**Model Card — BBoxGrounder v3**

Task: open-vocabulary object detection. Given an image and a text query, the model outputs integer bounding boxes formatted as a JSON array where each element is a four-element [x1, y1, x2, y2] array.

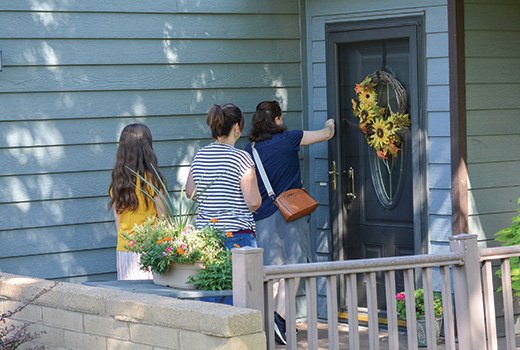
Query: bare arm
[[185, 169, 196, 200], [240, 167, 262, 212], [300, 118, 335, 146], [113, 207, 120, 232]]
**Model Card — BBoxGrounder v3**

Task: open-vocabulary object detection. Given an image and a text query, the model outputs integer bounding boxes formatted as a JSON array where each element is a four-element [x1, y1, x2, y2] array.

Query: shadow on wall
[[1, 1, 293, 281]]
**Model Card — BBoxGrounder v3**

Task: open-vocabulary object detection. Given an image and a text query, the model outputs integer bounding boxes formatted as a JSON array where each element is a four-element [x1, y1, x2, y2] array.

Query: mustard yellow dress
[[112, 177, 157, 280]]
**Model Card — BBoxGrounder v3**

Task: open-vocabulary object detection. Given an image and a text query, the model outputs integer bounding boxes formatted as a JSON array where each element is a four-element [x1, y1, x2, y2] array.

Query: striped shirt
[[190, 142, 255, 232]]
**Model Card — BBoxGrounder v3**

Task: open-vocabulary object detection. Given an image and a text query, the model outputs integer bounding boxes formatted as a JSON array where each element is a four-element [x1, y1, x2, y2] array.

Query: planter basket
[[152, 262, 204, 290], [416, 317, 442, 347]]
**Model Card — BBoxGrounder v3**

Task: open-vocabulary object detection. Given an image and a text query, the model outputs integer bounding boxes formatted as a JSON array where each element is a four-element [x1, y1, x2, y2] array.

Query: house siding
[[465, 0, 520, 243], [0, 0, 303, 282], [305, 0, 450, 263]]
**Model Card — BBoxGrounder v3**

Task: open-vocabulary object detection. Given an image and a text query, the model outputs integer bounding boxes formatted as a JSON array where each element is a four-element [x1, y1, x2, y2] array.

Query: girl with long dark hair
[[108, 123, 165, 280]]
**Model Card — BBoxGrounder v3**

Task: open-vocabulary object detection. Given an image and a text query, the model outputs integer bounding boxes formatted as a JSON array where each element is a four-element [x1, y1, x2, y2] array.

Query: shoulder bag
[[251, 143, 318, 222]]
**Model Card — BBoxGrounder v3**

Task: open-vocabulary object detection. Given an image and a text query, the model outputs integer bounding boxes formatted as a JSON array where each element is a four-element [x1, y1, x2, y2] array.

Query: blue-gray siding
[[465, 0, 520, 242], [0, 0, 303, 282]]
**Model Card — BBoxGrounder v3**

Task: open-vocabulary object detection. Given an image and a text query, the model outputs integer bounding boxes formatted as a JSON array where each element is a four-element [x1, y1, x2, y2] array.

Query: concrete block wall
[[0, 273, 266, 350]]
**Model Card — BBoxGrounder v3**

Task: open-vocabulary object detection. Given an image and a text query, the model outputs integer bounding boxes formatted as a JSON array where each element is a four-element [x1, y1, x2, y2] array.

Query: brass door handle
[[346, 167, 356, 200], [329, 161, 339, 191]]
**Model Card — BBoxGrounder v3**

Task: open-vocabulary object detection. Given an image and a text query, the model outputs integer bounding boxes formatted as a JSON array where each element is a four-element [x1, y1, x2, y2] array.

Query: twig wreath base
[[351, 70, 410, 160]]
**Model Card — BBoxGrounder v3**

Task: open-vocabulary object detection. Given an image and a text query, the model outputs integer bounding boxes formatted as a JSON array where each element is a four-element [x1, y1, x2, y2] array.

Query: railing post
[[232, 247, 265, 324], [449, 233, 486, 349]]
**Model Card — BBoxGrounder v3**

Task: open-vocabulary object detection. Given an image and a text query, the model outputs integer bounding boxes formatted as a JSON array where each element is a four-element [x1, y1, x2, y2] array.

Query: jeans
[[224, 232, 257, 250]]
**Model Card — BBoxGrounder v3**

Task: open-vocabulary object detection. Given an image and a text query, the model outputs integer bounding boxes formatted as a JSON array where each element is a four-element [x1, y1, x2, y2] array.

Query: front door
[[326, 17, 425, 310]]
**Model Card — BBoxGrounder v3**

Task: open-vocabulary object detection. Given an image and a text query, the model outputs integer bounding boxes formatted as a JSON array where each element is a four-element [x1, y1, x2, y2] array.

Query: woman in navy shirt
[[245, 100, 334, 344]]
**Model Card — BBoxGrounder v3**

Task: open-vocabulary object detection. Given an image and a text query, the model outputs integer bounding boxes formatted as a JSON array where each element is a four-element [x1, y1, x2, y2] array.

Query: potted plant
[[396, 288, 443, 347], [124, 167, 232, 291], [126, 217, 231, 290]]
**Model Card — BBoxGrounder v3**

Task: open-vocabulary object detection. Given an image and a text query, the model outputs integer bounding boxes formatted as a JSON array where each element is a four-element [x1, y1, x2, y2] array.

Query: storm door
[[326, 17, 425, 311]]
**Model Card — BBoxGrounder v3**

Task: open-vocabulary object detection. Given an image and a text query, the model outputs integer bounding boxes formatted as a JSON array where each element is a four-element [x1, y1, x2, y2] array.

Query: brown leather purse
[[251, 143, 318, 222], [274, 188, 318, 222]]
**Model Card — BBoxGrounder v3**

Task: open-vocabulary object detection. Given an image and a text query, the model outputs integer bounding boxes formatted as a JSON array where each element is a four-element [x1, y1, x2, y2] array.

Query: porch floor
[[275, 321, 520, 349]]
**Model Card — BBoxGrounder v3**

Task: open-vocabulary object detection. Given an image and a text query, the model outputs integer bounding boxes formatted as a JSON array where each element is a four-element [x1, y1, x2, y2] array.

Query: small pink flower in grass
[[129, 241, 135, 247], [165, 246, 172, 254], [396, 292, 405, 301]]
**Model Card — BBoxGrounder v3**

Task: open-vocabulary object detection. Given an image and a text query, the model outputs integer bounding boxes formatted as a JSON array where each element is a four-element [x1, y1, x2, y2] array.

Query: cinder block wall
[[0, 273, 266, 350]]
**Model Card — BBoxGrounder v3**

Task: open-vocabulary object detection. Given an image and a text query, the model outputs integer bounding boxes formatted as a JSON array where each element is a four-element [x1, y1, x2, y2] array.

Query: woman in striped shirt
[[185, 103, 262, 249]]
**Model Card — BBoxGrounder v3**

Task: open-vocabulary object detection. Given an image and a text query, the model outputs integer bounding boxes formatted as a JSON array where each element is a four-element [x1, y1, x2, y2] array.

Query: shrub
[[495, 196, 520, 297], [0, 282, 57, 349]]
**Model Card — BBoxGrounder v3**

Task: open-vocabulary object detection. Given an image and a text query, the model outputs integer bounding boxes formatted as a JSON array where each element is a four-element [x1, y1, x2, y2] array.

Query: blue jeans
[[224, 232, 257, 250]]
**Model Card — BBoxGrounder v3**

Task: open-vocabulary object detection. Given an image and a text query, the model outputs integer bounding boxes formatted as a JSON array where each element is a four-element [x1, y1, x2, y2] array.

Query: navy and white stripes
[[191, 142, 255, 232]]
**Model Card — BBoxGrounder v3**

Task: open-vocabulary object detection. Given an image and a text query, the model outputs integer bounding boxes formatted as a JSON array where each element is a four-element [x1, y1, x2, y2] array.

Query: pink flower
[[396, 292, 405, 301], [165, 246, 172, 254]]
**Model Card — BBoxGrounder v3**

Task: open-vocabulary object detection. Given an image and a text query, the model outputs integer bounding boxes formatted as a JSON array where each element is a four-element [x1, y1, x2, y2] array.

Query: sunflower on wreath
[[351, 71, 411, 160]]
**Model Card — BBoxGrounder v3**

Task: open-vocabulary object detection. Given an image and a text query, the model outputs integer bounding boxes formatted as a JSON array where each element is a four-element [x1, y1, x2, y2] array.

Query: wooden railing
[[232, 234, 520, 350], [480, 245, 520, 350]]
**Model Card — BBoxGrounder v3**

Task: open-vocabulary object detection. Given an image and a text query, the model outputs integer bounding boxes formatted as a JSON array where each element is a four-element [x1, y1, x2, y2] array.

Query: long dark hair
[[248, 100, 286, 142], [108, 123, 165, 213], [207, 103, 244, 139]]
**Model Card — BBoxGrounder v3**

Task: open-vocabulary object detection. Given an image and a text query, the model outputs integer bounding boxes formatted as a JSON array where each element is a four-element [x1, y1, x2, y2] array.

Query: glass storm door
[[326, 18, 423, 310]]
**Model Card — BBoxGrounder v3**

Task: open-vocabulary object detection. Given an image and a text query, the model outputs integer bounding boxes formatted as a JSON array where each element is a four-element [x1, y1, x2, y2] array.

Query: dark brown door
[[326, 18, 424, 310]]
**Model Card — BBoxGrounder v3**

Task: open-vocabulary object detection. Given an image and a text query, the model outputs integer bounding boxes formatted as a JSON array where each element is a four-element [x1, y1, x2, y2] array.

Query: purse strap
[[251, 143, 276, 200]]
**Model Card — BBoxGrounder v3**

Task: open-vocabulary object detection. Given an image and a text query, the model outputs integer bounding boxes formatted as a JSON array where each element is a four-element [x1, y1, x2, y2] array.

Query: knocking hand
[[325, 119, 335, 139]]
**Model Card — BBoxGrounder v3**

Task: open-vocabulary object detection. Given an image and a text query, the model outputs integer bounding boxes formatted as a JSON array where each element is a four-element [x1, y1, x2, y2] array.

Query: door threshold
[[338, 310, 406, 328]]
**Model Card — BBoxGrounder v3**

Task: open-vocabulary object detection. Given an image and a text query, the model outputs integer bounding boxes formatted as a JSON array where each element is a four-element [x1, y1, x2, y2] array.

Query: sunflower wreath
[[351, 71, 410, 160]]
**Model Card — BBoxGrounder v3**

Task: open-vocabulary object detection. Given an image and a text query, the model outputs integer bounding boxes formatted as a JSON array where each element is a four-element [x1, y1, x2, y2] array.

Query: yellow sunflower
[[385, 113, 399, 133], [358, 104, 379, 124], [358, 88, 378, 107], [368, 118, 391, 149]]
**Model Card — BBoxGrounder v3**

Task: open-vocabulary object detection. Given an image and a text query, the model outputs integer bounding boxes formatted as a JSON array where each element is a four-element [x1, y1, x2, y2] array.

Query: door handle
[[346, 167, 356, 200], [328, 161, 339, 191]]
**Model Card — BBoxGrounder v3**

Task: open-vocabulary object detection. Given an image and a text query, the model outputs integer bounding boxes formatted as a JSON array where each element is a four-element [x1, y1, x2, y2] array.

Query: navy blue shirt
[[245, 130, 304, 221]]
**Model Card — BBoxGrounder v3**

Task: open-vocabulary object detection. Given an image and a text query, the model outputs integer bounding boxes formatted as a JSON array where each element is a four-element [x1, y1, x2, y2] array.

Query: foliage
[[125, 218, 229, 275], [124, 166, 232, 290], [351, 72, 410, 160], [188, 250, 233, 291], [495, 196, 520, 297], [395, 288, 443, 321], [127, 165, 200, 229], [0, 282, 57, 350]]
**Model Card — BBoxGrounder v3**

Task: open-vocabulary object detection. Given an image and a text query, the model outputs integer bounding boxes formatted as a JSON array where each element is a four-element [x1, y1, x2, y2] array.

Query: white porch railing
[[232, 234, 520, 350]]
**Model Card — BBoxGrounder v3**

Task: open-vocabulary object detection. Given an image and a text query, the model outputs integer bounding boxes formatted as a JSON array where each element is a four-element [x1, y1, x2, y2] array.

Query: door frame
[[325, 16, 428, 263]]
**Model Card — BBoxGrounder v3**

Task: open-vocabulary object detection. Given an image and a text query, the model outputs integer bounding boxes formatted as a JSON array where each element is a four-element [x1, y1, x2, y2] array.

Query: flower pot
[[416, 317, 442, 347], [152, 262, 204, 290]]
